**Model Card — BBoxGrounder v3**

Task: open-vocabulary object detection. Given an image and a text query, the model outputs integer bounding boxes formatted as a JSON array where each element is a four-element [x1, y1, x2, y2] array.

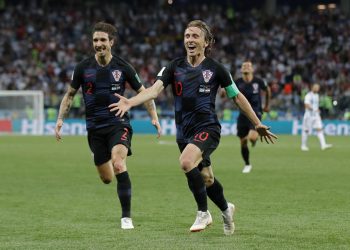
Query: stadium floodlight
[[0, 90, 44, 135]]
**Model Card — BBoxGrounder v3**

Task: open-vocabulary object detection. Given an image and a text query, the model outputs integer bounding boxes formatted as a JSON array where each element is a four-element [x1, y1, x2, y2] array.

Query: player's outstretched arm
[[109, 80, 164, 117], [55, 86, 78, 141], [233, 93, 277, 144], [136, 85, 161, 138]]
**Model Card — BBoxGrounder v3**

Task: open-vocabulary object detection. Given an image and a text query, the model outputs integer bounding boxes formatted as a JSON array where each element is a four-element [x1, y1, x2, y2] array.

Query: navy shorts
[[177, 126, 220, 170], [87, 125, 133, 166], [237, 113, 261, 139]]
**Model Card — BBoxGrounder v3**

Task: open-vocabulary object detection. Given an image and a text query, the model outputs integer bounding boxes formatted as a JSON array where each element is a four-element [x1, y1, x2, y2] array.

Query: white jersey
[[303, 91, 322, 130], [304, 91, 319, 117]]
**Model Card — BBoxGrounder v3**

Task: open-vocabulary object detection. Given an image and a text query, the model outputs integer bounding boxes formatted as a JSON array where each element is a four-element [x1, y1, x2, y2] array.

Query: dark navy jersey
[[71, 55, 142, 131], [235, 76, 267, 116], [157, 57, 234, 142]]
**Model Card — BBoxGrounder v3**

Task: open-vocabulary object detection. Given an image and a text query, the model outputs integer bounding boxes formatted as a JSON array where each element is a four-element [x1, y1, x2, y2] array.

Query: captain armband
[[224, 83, 240, 98]]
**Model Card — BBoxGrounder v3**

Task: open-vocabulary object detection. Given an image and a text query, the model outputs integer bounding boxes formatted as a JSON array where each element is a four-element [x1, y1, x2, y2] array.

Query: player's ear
[[110, 38, 114, 47]]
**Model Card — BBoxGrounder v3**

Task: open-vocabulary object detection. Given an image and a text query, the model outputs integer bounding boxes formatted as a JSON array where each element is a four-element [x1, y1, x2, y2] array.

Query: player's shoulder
[[111, 55, 133, 68], [73, 56, 95, 73], [204, 57, 226, 68], [169, 57, 186, 66], [76, 56, 95, 67], [235, 77, 244, 83]]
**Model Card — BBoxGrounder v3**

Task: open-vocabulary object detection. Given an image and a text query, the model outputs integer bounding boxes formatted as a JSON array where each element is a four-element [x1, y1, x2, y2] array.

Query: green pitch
[[0, 135, 349, 249]]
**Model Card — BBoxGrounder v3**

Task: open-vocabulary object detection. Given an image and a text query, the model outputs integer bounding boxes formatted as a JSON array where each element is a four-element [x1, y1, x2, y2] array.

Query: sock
[[186, 168, 207, 212], [206, 178, 228, 211], [301, 130, 308, 147], [116, 171, 131, 218], [241, 146, 250, 165], [317, 131, 326, 147]]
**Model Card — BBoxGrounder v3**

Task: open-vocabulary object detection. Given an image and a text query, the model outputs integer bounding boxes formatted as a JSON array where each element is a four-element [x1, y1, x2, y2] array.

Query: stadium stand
[[0, 0, 349, 120]]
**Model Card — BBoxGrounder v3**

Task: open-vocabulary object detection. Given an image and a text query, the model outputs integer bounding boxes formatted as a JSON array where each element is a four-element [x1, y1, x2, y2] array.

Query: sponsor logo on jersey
[[112, 70, 122, 81], [202, 70, 213, 83]]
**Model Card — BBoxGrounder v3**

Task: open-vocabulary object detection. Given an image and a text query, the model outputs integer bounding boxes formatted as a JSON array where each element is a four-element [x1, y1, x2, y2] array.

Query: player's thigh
[[237, 118, 250, 143], [248, 129, 259, 141], [313, 115, 323, 130], [96, 160, 114, 184], [107, 125, 133, 157], [88, 128, 112, 167], [180, 144, 203, 171], [188, 127, 220, 169], [302, 115, 312, 132]]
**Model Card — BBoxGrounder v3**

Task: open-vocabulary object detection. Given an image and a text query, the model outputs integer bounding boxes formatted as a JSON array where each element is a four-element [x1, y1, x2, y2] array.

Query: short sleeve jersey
[[71, 55, 142, 131], [235, 76, 267, 115], [156, 57, 238, 142], [304, 91, 319, 116]]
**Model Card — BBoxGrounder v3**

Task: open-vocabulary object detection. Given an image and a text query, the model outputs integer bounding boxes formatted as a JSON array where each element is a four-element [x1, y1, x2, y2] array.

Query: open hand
[[55, 119, 63, 141], [255, 124, 277, 144], [108, 93, 131, 117], [152, 119, 162, 138]]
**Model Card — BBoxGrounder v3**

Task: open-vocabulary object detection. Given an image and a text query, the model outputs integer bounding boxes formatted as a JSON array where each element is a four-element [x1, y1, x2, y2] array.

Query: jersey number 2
[[175, 81, 183, 96]]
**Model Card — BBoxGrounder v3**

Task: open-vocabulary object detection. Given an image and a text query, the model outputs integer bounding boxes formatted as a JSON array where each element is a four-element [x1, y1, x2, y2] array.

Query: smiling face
[[184, 26, 208, 58], [93, 31, 113, 59]]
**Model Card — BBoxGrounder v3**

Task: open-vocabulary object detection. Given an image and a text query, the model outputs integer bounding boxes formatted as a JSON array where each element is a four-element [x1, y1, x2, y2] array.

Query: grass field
[[0, 135, 349, 249]]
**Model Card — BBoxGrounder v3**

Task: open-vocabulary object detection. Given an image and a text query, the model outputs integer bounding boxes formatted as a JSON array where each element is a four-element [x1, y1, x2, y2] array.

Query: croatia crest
[[202, 70, 213, 83], [112, 70, 122, 82]]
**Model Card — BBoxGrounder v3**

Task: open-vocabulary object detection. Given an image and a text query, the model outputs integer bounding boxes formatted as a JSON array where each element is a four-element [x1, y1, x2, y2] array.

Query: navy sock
[[241, 146, 250, 165], [206, 178, 228, 211], [186, 168, 207, 212], [116, 171, 131, 218]]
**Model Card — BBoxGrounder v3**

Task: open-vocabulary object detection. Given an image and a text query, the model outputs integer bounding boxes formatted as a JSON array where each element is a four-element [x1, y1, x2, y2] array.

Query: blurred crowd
[[0, 0, 349, 120]]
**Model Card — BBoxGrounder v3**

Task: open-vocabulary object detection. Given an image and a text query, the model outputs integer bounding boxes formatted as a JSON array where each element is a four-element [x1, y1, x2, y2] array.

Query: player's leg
[[240, 136, 252, 173], [314, 115, 332, 150], [301, 115, 310, 151], [109, 126, 134, 229], [180, 144, 208, 207], [248, 129, 259, 147], [87, 128, 114, 184], [237, 119, 252, 173], [200, 162, 235, 234], [180, 143, 212, 232], [111, 144, 133, 228], [96, 161, 114, 184]]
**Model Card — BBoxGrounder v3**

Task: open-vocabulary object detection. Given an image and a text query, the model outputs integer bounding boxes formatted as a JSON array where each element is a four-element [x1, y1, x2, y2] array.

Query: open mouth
[[187, 45, 196, 52], [95, 47, 106, 53]]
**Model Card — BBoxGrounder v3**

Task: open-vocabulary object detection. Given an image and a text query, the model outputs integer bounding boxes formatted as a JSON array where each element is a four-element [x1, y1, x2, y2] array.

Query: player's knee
[[100, 176, 113, 184], [179, 157, 195, 172], [112, 161, 126, 174], [249, 138, 257, 144], [202, 173, 214, 186], [240, 139, 248, 146]]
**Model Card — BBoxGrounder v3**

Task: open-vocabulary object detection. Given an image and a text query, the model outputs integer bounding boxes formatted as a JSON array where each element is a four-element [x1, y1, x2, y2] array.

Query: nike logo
[[84, 74, 94, 78], [174, 72, 182, 75]]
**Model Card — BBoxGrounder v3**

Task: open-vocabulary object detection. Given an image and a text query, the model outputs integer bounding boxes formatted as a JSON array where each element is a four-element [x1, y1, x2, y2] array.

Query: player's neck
[[243, 75, 253, 82], [187, 54, 205, 67], [95, 53, 113, 67]]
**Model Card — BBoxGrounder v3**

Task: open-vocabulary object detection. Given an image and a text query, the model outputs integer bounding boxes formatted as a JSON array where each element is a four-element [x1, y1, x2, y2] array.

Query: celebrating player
[[109, 20, 277, 234], [55, 22, 161, 230], [235, 61, 271, 173]]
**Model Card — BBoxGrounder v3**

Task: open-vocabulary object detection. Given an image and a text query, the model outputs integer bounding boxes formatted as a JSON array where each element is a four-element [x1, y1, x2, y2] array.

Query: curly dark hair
[[93, 22, 117, 42]]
